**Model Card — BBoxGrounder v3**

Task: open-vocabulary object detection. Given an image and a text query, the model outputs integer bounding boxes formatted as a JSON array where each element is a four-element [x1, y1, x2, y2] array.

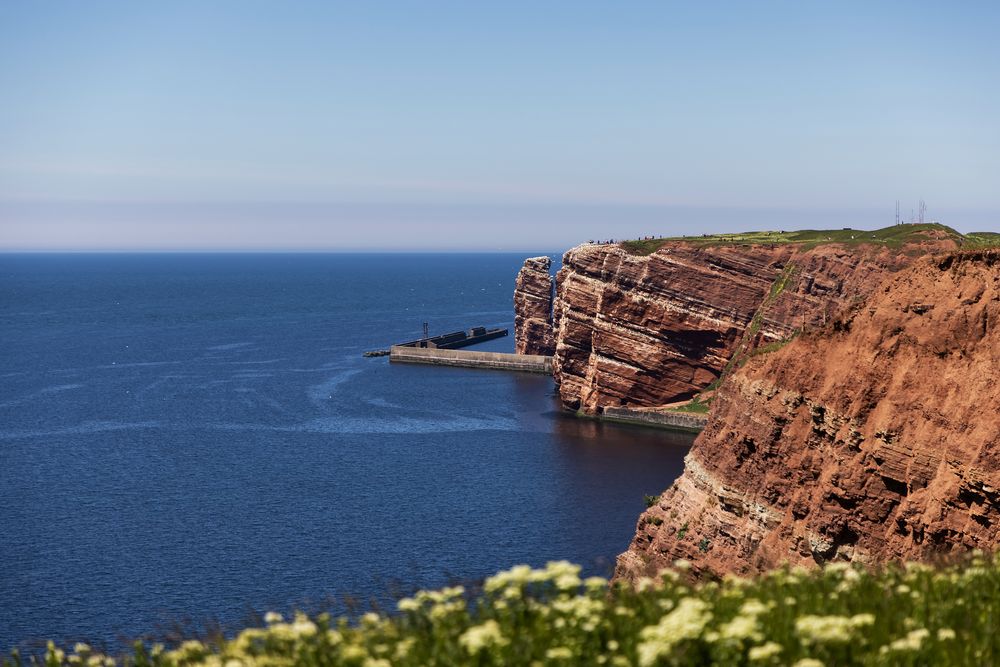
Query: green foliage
[[962, 232, 1000, 248], [747, 338, 795, 359], [17, 555, 1000, 666], [677, 522, 689, 540], [619, 222, 966, 255], [767, 263, 797, 300], [644, 494, 661, 508], [670, 397, 712, 415]]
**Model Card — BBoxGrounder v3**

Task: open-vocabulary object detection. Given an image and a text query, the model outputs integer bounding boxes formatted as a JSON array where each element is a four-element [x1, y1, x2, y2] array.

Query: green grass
[[963, 232, 1000, 248], [619, 223, 968, 256], [746, 337, 796, 360], [13, 554, 1000, 665], [767, 263, 797, 300], [669, 396, 712, 414]]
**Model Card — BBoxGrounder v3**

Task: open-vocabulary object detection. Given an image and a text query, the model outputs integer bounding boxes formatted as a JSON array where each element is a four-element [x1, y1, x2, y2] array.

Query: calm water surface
[[0, 253, 693, 650]]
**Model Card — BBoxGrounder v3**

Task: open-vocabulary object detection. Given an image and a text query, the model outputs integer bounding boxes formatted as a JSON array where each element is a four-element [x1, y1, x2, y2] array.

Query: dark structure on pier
[[396, 326, 508, 350]]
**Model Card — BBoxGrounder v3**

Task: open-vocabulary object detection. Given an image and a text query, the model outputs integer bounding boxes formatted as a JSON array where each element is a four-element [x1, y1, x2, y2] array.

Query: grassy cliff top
[[620, 222, 995, 256]]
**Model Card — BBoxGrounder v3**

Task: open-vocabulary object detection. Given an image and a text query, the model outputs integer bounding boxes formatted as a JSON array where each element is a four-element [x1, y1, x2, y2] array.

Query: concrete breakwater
[[389, 346, 553, 374], [601, 406, 708, 432]]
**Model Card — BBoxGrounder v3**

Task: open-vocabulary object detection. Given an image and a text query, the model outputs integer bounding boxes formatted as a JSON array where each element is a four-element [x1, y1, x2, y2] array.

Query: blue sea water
[[0, 253, 693, 651]]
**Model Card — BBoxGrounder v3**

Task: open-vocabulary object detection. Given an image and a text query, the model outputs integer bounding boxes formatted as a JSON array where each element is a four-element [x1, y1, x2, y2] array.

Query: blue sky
[[1, 1, 997, 250]]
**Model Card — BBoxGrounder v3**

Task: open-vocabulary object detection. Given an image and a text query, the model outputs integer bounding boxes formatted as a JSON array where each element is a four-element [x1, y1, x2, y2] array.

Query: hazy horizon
[[2, 201, 998, 253], [2, 2, 998, 251]]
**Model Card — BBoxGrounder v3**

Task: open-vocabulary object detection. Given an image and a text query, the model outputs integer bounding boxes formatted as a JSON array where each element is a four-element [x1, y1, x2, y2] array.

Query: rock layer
[[551, 232, 958, 414], [616, 251, 1000, 580], [514, 256, 555, 356]]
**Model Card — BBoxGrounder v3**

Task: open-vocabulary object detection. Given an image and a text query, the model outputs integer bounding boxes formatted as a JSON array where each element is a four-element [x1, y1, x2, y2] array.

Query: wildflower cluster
[[8, 553, 1000, 665]]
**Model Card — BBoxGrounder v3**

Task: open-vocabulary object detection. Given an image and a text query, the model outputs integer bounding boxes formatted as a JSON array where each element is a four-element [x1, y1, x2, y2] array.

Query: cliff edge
[[616, 250, 1000, 580], [547, 226, 959, 414]]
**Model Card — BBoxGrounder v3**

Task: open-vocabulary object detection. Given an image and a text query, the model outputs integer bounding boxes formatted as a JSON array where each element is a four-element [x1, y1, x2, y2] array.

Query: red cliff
[[514, 256, 555, 356], [616, 250, 1000, 580], [551, 230, 958, 414]]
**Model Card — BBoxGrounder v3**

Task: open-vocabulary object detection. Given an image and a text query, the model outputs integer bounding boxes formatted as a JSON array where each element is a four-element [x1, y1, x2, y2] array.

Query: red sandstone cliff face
[[551, 234, 958, 414], [514, 256, 555, 356], [616, 251, 1000, 580]]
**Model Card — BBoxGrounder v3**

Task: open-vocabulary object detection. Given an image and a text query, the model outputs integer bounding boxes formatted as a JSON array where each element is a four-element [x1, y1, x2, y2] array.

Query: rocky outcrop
[[514, 256, 555, 356], [551, 232, 959, 414], [616, 251, 1000, 580]]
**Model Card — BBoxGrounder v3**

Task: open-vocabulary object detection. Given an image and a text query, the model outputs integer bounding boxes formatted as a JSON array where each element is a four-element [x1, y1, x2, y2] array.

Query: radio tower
[[895, 200, 900, 225], [918, 200, 927, 224]]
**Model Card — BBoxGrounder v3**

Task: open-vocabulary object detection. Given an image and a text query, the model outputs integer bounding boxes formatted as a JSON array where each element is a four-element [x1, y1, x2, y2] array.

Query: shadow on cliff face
[[549, 411, 698, 449], [668, 328, 725, 360]]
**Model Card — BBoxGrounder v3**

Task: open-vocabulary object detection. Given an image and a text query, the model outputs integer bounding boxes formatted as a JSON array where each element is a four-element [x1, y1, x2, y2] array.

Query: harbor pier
[[389, 346, 553, 374]]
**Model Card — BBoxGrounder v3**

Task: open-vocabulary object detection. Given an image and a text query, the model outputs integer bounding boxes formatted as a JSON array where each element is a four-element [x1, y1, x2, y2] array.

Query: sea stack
[[615, 250, 1000, 580], [514, 256, 555, 356]]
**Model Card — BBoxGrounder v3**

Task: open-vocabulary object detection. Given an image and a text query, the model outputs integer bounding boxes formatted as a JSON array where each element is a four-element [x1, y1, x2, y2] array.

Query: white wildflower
[[459, 620, 508, 654], [340, 645, 368, 661], [849, 613, 875, 630], [46, 642, 65, 665], [484, 564, 535, 593], [748, 642, 783, 662], [739, 599, 771, 617], [394, 638, 416, 660], [502, 585, 522, 600], [880, 628, 930, 654], [397, 597, 420, 612], [290, 612, 317, 636], [555, 573, 582, 590], [637, 598, 712, 667], [442, 585, 465, 599], [546, 647, 574, 660], [795, 615, 856, 644], [718, 614, 762, 642], [636, 576, 656, 592], [429, 600, 465, 619]]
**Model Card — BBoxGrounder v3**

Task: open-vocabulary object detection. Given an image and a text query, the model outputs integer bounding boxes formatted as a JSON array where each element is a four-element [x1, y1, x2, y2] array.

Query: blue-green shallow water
[[0, 253, 693, 651]]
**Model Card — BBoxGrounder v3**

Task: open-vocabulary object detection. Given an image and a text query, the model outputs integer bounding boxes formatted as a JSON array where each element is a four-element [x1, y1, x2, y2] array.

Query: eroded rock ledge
[[616, 251, 1000, 580]]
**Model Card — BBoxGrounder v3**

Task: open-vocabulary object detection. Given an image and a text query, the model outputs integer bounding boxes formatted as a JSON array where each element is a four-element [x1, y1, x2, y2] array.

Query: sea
[[0, 253, 693, 651]]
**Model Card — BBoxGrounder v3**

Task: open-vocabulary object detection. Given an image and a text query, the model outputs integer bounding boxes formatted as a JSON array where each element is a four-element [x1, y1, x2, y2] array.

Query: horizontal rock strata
[[514, 256, 555, 356], [616, 251, 1000, 580], [551, 232, 958, 414]]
